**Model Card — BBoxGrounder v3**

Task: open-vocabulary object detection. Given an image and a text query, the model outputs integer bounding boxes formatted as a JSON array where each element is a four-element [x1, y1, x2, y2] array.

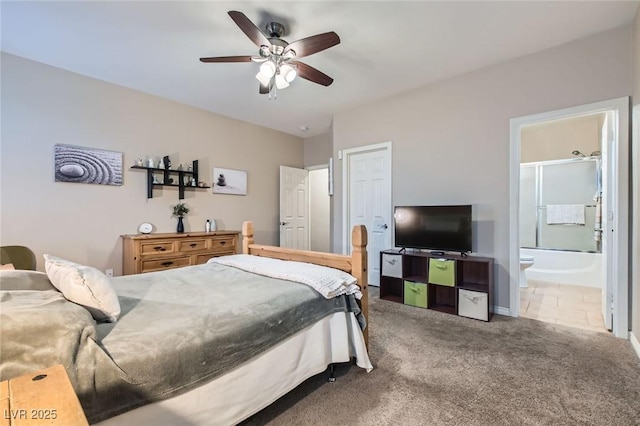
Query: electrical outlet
[[105, 268, 114, 277]]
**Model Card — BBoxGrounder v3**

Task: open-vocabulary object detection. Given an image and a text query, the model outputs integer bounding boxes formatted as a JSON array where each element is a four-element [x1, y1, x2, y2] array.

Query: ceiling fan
[[200, 11, 340, 95]]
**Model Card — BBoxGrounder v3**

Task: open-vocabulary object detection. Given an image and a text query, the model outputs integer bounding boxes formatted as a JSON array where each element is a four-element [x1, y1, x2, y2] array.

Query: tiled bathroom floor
[[519, 280, 608, 333]]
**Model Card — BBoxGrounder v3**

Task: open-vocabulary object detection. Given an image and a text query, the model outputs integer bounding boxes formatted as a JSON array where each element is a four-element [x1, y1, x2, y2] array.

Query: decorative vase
[[177, 216, 184, 233]]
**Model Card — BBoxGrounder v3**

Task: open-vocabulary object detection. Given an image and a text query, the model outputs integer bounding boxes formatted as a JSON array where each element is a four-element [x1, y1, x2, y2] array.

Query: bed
[[0, 221, 371, 425]]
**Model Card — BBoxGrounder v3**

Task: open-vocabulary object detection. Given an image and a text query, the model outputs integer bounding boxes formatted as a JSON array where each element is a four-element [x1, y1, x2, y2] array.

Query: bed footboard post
[[242, 221, 254, 254], [351, 225, 368, 348]]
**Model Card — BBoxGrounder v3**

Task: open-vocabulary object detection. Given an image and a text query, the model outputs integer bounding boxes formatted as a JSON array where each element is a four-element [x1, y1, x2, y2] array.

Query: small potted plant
[[172, 203, 190, 233]]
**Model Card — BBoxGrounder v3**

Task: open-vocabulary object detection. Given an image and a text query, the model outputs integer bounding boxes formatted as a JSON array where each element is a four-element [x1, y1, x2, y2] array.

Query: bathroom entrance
[[509, 97, 630, 338]]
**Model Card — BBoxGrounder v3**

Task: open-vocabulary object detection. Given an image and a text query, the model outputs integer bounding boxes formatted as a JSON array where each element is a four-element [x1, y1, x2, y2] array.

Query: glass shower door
[[538, 160, 598, 252]]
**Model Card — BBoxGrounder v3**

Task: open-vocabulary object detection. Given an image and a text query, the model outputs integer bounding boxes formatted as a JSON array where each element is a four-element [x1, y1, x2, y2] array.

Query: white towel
[[546, 204, 585, 225]]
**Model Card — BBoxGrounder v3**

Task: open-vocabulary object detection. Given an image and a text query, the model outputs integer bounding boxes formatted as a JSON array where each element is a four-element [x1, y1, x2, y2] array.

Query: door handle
[[379, 224, 388, 229], [280, 221, 290, 226]]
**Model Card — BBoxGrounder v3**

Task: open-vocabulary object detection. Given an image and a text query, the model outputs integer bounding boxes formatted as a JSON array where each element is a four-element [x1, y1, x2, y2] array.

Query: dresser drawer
[[122, 230, 239, 275], [140, 241, 175, 256], [178, 238, 208, 252], [210, 237, 235, 251], [141, 256, 191, 272]]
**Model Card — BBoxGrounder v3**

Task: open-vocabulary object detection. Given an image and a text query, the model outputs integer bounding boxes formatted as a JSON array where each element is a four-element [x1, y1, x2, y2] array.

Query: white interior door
[[279, 166, 309, 249], [343, 143, 392, 286], [601, 112, 614, 330]]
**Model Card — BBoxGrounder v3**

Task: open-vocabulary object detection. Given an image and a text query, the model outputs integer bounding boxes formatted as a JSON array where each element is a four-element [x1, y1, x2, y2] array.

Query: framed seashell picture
[[54, 144, 123, 186]]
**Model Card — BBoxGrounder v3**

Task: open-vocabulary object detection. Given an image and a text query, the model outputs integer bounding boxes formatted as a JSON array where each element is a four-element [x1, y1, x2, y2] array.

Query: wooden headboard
[[241, 221, 369, 346]]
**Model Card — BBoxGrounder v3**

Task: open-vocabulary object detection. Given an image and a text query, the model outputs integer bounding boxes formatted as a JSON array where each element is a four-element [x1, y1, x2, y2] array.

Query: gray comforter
[[0, 262, 359, 423]]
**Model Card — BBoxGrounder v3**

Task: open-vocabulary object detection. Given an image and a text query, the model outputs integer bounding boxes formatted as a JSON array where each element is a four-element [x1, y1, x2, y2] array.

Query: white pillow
[[43, 254, 120, 322]]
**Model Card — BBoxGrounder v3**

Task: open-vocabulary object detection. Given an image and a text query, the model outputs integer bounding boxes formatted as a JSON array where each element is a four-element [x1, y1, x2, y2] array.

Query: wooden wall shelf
[[130, 160, 210, 200]]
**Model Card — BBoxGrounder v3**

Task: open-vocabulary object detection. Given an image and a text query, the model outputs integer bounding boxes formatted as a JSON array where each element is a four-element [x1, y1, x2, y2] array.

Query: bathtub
[[520, 248, 604, 288]]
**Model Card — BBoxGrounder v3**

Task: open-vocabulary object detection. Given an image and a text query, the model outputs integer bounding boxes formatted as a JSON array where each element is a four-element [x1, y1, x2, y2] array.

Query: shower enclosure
[[520, 157, 603, 287]]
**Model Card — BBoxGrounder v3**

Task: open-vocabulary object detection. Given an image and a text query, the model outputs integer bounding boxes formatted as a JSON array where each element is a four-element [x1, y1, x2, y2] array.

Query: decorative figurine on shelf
[[217, 174, 226, 187], [136, 158, 144, 167], [172, 203, 190, 233], [158, 158, 165, 169], [163, 156, 171, 170], [178, 164, 183, 171], [191, 177, 197, 187], [152, 174, 160, 184], [187, 164, 193, 172], [147, 158, 154, 168]]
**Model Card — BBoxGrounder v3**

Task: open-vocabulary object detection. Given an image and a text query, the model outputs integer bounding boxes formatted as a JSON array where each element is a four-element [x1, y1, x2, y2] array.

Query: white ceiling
[[2, 1, 638, 138]]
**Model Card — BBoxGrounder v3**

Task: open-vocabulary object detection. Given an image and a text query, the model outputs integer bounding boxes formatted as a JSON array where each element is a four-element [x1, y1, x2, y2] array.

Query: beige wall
[[303, 132, 332, 167], [632, 9, 640, 340], [0, 53, 303, 274], [521, 114, 604, 163], [332, 26, 632, 310]]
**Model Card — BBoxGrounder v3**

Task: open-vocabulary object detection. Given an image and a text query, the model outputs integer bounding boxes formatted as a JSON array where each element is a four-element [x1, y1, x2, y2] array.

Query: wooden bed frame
[[241, 221, 369, 346]]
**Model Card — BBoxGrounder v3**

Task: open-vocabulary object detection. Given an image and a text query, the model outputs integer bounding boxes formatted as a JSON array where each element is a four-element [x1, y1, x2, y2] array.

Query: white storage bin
[[381, 254, 403, 278], [458, 289, 488, 321]]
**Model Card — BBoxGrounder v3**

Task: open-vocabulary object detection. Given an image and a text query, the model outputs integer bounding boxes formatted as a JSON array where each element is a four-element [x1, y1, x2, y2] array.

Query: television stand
[[379, 249, 494, 321]]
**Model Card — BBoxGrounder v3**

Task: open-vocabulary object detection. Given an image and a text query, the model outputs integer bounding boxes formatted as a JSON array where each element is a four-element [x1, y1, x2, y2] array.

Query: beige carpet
[[243, 287, 640, 425]]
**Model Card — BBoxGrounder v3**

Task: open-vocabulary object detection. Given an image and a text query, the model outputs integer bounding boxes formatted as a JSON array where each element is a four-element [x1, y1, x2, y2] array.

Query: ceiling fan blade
[[200, 56, 253, 63], [284, 32, 340, 58], [291, 61, 334, 86], [259, 76, 275, 94], [228, 10, 271, 48]]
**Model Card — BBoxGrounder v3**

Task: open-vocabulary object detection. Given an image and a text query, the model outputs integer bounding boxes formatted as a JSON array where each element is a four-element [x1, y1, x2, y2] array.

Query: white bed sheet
[[95, 312, 372, 426]]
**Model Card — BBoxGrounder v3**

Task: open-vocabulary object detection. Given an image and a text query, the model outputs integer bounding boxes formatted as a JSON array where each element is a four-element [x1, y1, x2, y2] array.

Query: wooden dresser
[[122, 231, 239, 275]]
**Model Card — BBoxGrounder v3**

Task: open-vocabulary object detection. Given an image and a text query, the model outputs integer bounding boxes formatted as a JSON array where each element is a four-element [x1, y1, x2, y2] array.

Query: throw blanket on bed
[[0, 262, 360, 424], [209, 254, 362, 299]]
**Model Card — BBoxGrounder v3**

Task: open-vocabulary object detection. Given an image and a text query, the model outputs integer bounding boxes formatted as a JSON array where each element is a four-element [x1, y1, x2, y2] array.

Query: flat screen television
[[394, 205, 472, 253]]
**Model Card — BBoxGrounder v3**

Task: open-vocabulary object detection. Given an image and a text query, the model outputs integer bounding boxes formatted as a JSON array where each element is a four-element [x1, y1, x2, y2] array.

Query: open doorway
[[509, 97, 629, 338], [279, 165, 330, 251], [518, 113, 607, 332], [308, 166, 330, 252]]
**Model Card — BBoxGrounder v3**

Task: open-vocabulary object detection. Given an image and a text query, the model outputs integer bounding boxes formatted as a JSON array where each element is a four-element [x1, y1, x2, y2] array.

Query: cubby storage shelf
[[380, 249, 494, 321], [131, 160, 210, 200]]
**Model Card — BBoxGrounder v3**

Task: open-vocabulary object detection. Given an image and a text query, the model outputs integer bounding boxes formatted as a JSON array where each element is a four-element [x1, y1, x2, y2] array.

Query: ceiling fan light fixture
[[275, 74, 289, 90], [255, 71, 272, 86], [280, 64, 297, 82], [259, 60, 276, 78]]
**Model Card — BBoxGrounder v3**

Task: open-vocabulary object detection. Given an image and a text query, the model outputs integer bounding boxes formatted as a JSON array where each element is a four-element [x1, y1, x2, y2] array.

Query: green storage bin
[[404, 281, 427, 308], [428, 258, 456, 286]]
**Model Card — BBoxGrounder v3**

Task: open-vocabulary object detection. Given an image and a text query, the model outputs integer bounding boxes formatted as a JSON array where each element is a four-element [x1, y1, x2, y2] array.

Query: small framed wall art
[[212, 167, 247, 195], [54, 144, 123, 186]]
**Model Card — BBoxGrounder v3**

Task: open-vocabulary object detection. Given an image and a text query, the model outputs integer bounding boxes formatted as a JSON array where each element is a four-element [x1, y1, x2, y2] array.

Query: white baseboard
[[493, 306, 511, 316], [630, 332, 640, 361]]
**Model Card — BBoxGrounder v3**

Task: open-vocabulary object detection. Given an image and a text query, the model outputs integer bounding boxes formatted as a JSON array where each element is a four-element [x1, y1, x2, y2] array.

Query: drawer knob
[[161, 261, 174, 267], [154, 246, 166, 251], [219, 241, 226, 245], [190, 243, 197, 248]]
